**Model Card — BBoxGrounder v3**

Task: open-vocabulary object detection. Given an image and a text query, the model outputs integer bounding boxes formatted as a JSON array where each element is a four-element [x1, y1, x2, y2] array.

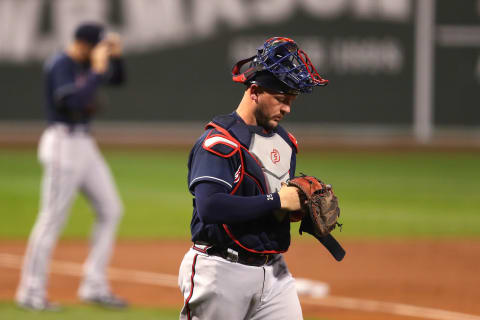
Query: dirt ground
[[1, 239, 479, 320]]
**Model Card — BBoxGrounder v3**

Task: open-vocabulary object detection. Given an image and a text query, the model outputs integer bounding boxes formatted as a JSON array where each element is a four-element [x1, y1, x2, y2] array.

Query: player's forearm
[[194, 182, 281, 224]]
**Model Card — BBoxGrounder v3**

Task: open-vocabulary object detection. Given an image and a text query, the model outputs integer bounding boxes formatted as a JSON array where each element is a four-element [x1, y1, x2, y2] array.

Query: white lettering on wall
[[122, 0, 189, 50], [300, 0, 348, 19], [0, 0, 43, 61], [251, 0, 295, 24], [301, 0, 410, 21], [53, 0, 108, 46], [379, 0, 411, 21], [352, 0, 410, 21], [0, 0, 411, 63], [330, 38, 403, 74], [191, 0, 248, 38]]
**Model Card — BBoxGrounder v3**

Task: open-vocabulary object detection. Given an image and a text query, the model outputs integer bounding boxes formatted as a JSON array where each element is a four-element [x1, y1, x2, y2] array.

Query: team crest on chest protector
[[249, 133, 292, 193]]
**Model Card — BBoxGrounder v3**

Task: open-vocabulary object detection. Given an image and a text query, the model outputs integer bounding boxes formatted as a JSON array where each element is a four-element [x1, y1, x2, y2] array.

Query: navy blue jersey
[[44, 52, 125, 125], [187, 112, 298, 254]]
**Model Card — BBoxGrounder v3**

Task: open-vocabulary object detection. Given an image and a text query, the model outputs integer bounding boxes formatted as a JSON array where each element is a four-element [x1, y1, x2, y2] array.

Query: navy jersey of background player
[[44, 52, 124, 125], [187, 111, 297, 253]]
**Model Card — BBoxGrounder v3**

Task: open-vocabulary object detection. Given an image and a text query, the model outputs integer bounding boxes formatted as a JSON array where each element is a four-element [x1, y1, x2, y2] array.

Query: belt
[[48, 123, 90, 134], [193, 243, 273, 267]]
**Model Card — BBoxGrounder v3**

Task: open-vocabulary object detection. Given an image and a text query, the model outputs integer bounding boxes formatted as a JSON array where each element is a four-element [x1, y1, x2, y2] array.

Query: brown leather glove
[[287, 174, 342, 237]]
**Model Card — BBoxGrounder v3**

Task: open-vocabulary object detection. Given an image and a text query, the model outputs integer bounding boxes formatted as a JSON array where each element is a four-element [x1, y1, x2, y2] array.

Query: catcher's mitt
[[287, 174, 342, 237]]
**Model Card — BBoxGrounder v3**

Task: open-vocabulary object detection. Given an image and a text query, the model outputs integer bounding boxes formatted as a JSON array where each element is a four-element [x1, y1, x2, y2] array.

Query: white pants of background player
[[178, 247, 303, 320], [16, 124, 123, 304]]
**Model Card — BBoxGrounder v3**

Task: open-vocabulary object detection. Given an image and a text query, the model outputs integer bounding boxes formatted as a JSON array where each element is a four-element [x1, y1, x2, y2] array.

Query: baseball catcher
[[179, 36, 341, 320], [288, 174, 345, 261]]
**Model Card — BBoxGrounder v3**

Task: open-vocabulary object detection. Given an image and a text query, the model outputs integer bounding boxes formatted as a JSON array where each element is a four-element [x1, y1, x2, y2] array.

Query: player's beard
[[254, 105, 277, 132]]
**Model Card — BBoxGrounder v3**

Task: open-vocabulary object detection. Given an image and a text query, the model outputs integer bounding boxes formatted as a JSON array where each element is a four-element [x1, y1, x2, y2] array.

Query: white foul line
[[300, 296, 480, 320], [0, 253, 178, 287], [1, 253, 480, 320]]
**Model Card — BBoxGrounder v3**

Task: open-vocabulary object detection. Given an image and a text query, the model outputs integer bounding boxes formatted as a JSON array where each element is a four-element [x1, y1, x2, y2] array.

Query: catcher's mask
[[232, 37, 328, 95]]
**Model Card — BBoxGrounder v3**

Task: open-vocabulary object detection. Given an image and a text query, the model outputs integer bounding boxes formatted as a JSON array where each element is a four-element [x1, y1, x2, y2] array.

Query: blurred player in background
[[16, 22, 127, 310], [178, 37, 328, 319]]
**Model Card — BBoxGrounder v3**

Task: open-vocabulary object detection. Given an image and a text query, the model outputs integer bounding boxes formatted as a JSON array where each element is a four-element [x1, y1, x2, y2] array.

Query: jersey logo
[[270, 149, 280, 164], [234, 165, 241, 183]]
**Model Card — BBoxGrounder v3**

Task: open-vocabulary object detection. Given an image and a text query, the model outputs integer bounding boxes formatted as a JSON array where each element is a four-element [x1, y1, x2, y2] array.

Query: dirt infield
[[1, 239, 479, 320]]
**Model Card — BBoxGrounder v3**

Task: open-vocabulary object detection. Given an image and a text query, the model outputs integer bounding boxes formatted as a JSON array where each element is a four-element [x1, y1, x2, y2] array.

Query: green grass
[[1, 148, 479, 239], [0, 149, 192, 239], [296, 151, 480, 237], [0, 301, 327, 320], [0, 302, 179, 320]]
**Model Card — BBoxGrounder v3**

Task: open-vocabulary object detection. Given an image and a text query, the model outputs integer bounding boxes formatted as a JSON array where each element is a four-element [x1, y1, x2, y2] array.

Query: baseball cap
[[74, 22, 105, 46]]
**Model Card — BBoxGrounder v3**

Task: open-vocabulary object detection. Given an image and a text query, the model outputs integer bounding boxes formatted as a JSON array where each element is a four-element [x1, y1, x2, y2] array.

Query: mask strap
[[232, 56, 260, 83]]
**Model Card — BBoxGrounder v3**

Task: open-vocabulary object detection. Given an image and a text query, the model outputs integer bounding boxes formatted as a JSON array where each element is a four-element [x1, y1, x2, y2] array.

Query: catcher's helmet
[[232, 37, 328, 94]]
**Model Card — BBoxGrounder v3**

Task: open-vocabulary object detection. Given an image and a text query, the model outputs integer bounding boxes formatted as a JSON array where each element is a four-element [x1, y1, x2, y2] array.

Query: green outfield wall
[[0, 0, 478, 126]]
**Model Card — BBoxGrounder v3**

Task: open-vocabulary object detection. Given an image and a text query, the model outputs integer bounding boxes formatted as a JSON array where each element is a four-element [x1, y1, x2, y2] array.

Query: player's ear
[[249, 84, 261, 103]]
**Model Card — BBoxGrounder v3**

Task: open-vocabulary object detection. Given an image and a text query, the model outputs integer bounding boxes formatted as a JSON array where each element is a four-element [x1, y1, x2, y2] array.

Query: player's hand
[[278, 182, 301, 211], [104, 32, 122, 57], [91, 42, 110, 74]]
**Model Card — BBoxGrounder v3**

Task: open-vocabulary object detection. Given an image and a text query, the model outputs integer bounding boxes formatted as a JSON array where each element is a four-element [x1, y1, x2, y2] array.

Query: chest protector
[[201, 114, 297, 254], [200, 114, 345, 261], [249, 133, 292, 193]]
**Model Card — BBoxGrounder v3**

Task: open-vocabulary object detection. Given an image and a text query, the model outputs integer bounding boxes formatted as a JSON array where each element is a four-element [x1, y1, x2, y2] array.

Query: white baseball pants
[[178, 247, 303, 320], [16, 124, 123, 303]]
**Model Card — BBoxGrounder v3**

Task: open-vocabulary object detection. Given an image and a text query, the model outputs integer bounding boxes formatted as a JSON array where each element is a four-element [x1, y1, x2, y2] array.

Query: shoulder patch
[[202, 130, 240, 158], [287, 132, 299, 153]]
